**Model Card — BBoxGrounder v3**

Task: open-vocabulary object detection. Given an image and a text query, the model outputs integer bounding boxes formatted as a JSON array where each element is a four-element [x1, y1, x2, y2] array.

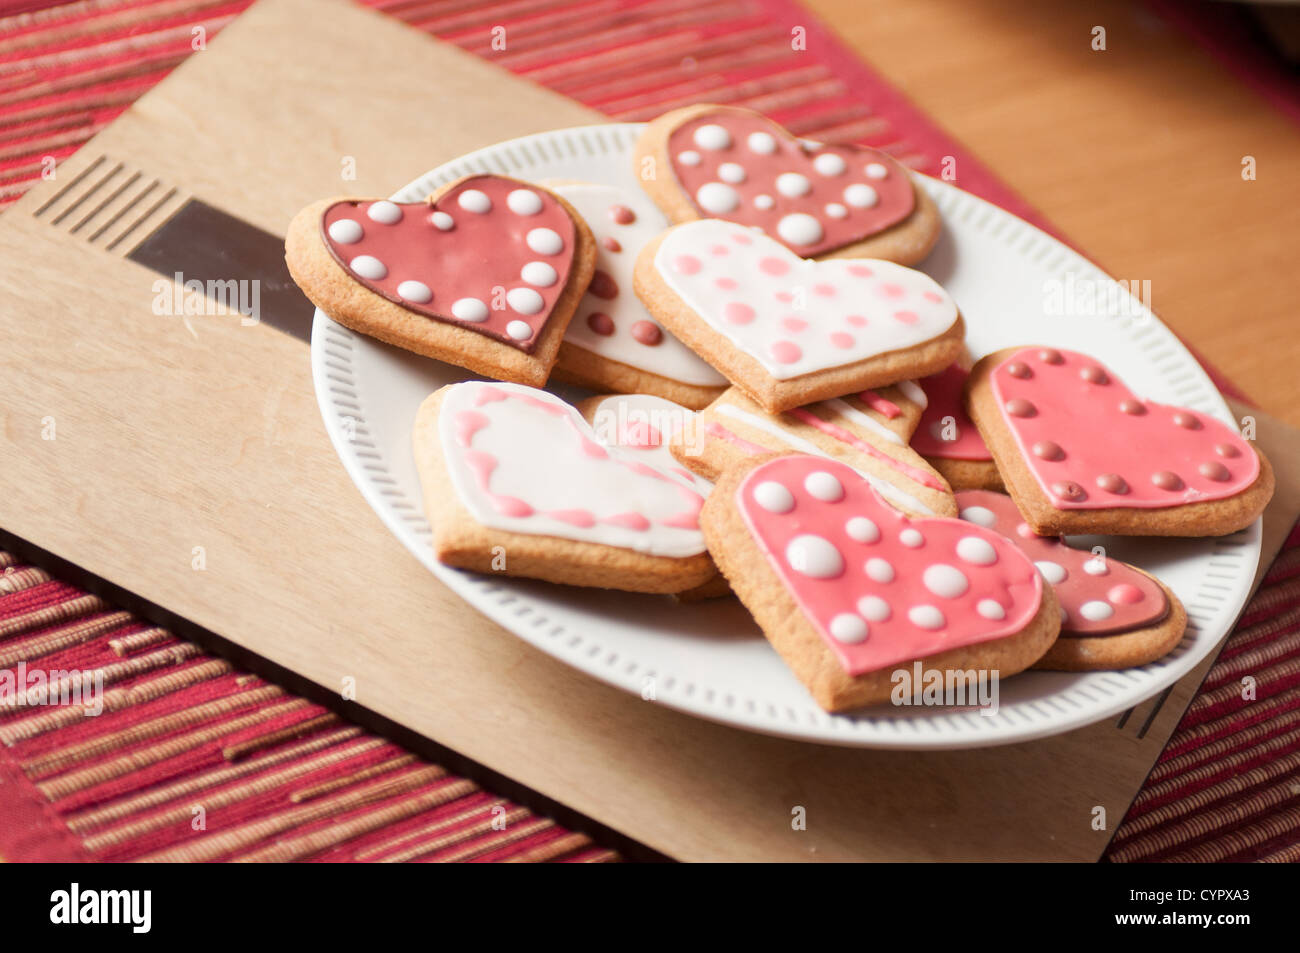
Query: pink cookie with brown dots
[[286, 174, 595, 387], [634, 104, 941, 264], [634, 219, 965, 413], [546, 181, 727, 409], [965, 347, 1274, 537], [955, 490, 1187, 670], [703, 454, 1059, 712]]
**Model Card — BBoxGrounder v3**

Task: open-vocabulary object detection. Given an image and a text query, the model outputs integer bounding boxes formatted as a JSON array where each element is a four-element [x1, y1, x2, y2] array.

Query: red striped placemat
[[0, 0, 1296, 863]]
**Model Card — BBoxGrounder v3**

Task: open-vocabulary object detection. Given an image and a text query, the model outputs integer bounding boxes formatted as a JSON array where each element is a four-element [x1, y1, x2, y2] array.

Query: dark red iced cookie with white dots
[[965, 347, 1274, 537], [955, 490, 1187, 670], [285, 174, 596, 387], [633, 104, 941, 264]]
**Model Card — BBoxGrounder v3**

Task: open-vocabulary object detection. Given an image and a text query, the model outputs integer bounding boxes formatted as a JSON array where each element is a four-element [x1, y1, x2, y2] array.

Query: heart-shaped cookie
[[955, 491, 1186, 670], [547, 182, 727, 409], [635, 104, 938, 263], [414, 382, 715, 593], [286, 175, 595, 387], [636, 218, 964, 411], [721, 455, 1046, 675], [912, 363, 1002, 492], [967, 347, 1273, 536]]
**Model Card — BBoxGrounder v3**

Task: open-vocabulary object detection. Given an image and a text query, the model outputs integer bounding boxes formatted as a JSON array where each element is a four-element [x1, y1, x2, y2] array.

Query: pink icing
[[956, 491, 1168, 636], [321, 176, 576, 352], [859, 390, 902, 419], [989, 348, 1259, 509], [787, 408, 946, 491], [703, 422, 769, 456], [668, 110, 914, 256], [912, 363, 992, 461], [737, 457, 1042, 676]]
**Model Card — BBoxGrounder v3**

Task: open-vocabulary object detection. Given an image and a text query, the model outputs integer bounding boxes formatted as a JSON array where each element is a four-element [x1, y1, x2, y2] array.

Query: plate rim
[[309, 121, 1261, 750]]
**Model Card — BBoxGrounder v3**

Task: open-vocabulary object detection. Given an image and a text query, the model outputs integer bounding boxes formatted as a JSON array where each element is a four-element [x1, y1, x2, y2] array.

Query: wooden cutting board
[[0, 0, 1296, 861]]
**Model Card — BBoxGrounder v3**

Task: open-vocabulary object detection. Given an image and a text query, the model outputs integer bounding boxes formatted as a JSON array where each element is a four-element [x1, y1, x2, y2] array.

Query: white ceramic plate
[[310, 123, 1261, 749]]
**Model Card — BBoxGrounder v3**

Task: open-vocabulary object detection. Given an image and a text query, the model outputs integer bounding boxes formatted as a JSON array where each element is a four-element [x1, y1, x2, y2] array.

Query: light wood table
[[809, 0, 1300, 425]]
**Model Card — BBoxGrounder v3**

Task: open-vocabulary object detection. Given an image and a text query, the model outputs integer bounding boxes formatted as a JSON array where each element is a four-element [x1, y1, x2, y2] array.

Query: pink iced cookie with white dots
[[634, 104, 941, 264], [966, 347, 1274, 537], [954, 490, 1187, 671], [286, 174, 596, 387], [413, 381, 715, 594], [912, 362, 1003, 492], [634, 219, 965, 413], [702, 454, 1059, 712]]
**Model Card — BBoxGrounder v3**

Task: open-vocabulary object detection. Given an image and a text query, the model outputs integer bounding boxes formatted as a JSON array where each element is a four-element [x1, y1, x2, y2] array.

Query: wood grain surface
[[807, 0, 1300, 425]]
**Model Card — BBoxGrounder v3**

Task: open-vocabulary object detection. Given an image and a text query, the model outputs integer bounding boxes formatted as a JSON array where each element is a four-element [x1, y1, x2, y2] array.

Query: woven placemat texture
[[0, 0, 1296, 862]]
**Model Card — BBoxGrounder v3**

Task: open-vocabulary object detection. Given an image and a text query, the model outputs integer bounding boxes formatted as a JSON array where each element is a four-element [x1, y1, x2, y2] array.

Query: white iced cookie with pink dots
[[548, 183, 727, 410], [702, 454, 1059, 712], [413, 381, 715, 594], [633, 104, 942, 264], [633, 218, 965, 412]]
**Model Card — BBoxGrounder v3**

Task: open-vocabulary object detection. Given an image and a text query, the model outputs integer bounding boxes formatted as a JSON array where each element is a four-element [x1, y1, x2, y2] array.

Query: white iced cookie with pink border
[[577, 392, 712, 495], [701, 455, 1059, 712], [549, 182, 727, 410], [413, 381, 715, 593], [633, 104, 941, 265], [634, 218, 965, 412]]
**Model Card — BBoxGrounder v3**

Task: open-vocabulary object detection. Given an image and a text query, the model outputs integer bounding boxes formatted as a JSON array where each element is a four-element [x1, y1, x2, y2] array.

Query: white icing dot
[[457, 189, 492, 213], [909, 605, 945, 630], [959, 506, 996, 528], [366, 200, 402, 225], [506, 287, 544, 315], [747, 131, 777, 154], [693, 124, 732, 150], [396, 280, 432, 303], [865, 162, 889, 179], [777, 213, 823, 246], [844, 183, 879, 208], [977, 599, 1006, 621], [430, 211, 455, 231], [786, 535, 844, 579], [1080, 600, 1115, 622], [677, 150, 702, 166], [451, 298, 488, 322], [1035, 560, 1067, 584], [923, 564, 969, 599], [506, 189, 544, 215], [506, 320, 533, 341], [754, 194, 775, 210], [696, 182, 740, 214], [804, 471, 844, 502], [956, 536, 997, 566], [845, 516, 879, 543], [813, 153, 847, 176], [899, 528, 924, 548], [526, 228, 564, 255], [1083, 558, 1109, 576], [754, 481, 794, 513], [857, 595, 891, 622], [865, 557, 894, 583], [349, 255, 386, 280], [829, 613, 868, 644], [824, 203, 847, 219], [776, 172, 811, 197], [327, 218, 363, 244], [520, 261, 557, 287], [718, 162, 746, 184]]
